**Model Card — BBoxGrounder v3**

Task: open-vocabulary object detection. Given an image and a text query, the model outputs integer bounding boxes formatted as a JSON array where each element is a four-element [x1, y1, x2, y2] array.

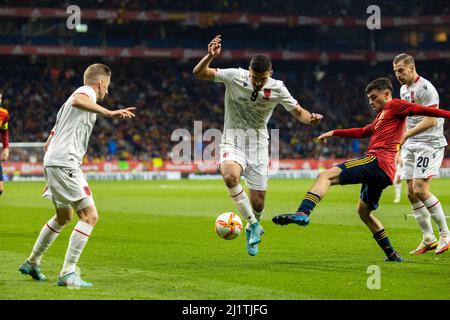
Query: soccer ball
[[215, 212, 243, 240]]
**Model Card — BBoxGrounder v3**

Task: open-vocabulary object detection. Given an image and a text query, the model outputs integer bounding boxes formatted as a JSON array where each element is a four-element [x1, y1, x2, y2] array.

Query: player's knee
[[412, 185, 427, 200], [86, 212, 99, 226], [357, 205, 370, 220], [80, 214, 98, 226], [56, 216, 72, 226], [317, 170, 335, 183], [252, 202, 265, 213], [91, 214, 99, 226], [223, 173, 240, 188]]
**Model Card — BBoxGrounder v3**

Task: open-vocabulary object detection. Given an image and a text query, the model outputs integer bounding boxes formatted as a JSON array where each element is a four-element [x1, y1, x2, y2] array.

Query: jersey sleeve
[[213, 68, 241, 84], [392, 99, 450, 119], [72, 86, 96, 103], [0, 111, 8, 130], [416, 83, 439, 107], [389, 99, 415, 117], [278, 84, 298, 112], [0, 128, 9, 148], [333, 122, 374, 138]]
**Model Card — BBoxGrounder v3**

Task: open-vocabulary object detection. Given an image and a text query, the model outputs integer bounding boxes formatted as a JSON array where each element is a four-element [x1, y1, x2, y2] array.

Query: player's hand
[[317, 131, 334, 144], [399, 135, 407, 148], [109, 107, 136, 119], [310, 113, 323, 125], [1, 147, 9, 161], [208, 35, 222, 57]]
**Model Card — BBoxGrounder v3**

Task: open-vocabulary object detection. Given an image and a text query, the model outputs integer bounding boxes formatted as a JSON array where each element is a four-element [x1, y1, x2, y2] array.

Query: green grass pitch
[[1, 179, 450, 299]]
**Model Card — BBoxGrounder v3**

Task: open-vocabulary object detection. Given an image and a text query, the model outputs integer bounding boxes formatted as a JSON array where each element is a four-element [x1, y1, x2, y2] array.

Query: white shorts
[[400, 145, 445, 180], [43, 167, 95, 211], [219, 144, 269, 191]]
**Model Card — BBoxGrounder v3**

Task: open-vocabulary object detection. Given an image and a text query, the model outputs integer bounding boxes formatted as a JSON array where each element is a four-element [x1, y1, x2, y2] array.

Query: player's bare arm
[[1, 146, 9, 161], [289, 104, 323, 125], [192, 35, 222, 81], [44, 132, 53, 152], [395, 151, 404, 167], [400, 116, 437, 146], [0, 119, 9, 161], [72, 94, 136, 119]]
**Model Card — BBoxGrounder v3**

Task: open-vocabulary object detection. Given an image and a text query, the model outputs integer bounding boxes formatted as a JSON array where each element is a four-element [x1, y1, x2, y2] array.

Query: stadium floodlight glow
[[75, 24, 88, 33]]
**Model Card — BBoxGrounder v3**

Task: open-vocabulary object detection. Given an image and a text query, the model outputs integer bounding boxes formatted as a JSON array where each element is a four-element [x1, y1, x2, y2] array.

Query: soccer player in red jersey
[[0, 93, 10, 196], [273, 77, 450, 262]]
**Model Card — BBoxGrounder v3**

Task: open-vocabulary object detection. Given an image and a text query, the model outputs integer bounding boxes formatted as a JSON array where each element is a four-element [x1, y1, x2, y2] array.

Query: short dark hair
[[393, 53, 415, 66], [365, 77, 393, 95], [250, 55, 272, 73]]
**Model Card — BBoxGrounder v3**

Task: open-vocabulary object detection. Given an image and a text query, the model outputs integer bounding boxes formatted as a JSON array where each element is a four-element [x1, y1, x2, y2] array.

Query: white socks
[[423, 195, 449, 235], [60, 221, 94, 276], [253, 209, 264, 222], [228, 185, 257, 225], [394, 183, 401, 201], [28, 218, 64, 266], [412, 201, 435, 242]]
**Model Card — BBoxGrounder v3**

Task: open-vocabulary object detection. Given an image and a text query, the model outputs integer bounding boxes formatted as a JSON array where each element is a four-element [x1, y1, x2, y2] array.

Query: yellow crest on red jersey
[[0, 107, 8, 130]]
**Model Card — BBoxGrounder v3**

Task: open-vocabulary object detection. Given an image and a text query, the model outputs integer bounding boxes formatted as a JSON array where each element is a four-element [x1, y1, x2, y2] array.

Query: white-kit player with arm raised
[[193, 35, 323, 256], [393, 53, 450, 255], [19, 63, 135, 287]]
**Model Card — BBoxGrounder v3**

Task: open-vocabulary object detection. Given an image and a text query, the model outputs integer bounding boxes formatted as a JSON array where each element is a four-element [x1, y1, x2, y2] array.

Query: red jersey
[[0, 107, 9, 148], [333, 99, 450, 182]]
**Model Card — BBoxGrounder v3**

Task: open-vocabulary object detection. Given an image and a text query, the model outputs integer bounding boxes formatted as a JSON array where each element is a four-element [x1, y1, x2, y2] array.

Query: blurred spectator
[[1, 58, 449, 162]]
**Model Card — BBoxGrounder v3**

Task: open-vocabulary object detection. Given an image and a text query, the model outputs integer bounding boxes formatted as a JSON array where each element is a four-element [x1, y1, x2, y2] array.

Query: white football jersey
[[44, 86, 97, 168], [400, 76, 447, 148], [214, 68, 297, 148]]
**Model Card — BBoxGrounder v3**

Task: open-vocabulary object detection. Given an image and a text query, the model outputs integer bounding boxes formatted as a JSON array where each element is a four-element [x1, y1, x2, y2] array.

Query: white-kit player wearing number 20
[[393, 53, 450, 255], [19, 63, 136, 287], [193, 35, 323, 256]]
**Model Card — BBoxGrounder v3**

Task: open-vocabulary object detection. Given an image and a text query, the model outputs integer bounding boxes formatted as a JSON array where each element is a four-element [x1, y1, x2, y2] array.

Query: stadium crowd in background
[[5, 0, 450, 16], [1, 59, 449, 162]]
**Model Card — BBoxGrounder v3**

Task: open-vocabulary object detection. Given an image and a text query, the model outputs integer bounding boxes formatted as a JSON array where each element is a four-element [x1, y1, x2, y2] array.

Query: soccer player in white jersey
[[19, 63, 135, 287], [393, 53, 450, 254], [193, 35, 323, 256]]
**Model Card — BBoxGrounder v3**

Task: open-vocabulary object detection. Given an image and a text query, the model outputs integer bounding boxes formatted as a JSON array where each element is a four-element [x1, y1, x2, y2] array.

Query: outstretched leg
[[19, 207, 73, 281], [272, 166, 342, 226]]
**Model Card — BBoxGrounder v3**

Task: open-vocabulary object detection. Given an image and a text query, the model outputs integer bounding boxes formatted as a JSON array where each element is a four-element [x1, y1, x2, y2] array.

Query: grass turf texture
[[1, 179, 450, 300]]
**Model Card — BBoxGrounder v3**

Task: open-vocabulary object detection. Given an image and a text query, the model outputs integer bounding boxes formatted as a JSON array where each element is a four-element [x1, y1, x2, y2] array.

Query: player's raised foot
[[272, 212, 310, 227], [247, 242, 259, 256], [385, 251, 403, 262], [57, 272, 92, 288], [245, 224, 259, 256], [409, 239, 438, 255], [248, 222, 264, 246], [19, 260, 46, 281], [435, 234, 450, 254]]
